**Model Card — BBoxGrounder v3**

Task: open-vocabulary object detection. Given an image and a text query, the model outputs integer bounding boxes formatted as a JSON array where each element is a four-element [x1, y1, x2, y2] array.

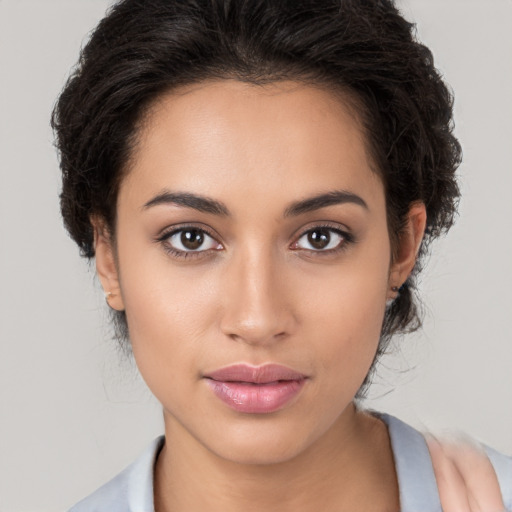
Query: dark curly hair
[[52, 0, 461, 392]]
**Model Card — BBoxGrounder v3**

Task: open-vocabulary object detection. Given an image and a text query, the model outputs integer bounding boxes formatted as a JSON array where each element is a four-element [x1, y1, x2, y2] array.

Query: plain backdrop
[[0, 1, 511, 511]]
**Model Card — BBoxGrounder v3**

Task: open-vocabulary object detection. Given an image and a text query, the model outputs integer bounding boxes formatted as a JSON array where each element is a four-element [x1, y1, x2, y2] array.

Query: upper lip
[[204, 364, 307, 384]]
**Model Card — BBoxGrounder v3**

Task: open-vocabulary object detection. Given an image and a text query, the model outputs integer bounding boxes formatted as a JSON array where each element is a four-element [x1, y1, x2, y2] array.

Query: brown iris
[[181, 229, 204, 250], [307, 228, 332, 250]]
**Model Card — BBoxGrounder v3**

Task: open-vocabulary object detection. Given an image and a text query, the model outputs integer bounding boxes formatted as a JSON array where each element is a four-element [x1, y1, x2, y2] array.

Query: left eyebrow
[[284, 190, 368, 217]]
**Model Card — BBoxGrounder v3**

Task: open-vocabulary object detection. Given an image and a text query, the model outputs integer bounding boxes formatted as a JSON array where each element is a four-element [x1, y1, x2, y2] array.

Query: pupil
[[308, 229, 330, 249], [181, 230, 204, 250]]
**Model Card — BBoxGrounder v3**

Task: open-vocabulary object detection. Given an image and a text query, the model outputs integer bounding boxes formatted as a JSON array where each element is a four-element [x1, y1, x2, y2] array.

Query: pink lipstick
[[204, 364, 306, 414]]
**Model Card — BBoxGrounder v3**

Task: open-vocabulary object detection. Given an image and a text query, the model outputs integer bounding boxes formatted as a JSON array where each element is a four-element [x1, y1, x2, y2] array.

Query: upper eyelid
[[293, 222, 351, 239], [157, 223, 221, 242], [291, 224, 354, 252], [157, 226, 223, 258]]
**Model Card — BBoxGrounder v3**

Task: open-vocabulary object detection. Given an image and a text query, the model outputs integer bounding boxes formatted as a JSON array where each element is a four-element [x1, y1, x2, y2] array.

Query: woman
[[52, 0, 511, 510]]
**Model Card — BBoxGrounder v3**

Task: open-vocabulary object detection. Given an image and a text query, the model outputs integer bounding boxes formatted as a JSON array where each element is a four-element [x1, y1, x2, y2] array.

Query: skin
[[427, 437, 506, 512], [93, 79, 495, 512]]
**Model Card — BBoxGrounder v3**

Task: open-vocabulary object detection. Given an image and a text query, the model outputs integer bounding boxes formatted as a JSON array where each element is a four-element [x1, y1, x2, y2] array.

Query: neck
[[154, 404, 398, 512]]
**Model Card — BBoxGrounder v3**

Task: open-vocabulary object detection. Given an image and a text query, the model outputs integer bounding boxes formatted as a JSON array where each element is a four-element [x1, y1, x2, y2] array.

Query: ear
[[388, 202, 427, 296], [91, 217, 125, 311]]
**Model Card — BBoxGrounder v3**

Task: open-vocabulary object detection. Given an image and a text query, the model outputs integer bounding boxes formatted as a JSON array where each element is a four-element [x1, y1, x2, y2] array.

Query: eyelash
[[156, 225, 222, 260], [291, 224, 354, 255], [156, 223, 354, 260]]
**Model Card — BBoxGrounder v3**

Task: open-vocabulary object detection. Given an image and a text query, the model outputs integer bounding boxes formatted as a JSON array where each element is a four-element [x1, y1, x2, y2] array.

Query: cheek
[[116, 242, 223, 388], [307, 284, 386, 361], [299, 247, 390, 377]]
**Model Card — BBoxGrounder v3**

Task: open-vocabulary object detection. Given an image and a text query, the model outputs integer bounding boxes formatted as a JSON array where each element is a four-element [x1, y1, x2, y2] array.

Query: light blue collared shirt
[[69, 414, 512, 512]]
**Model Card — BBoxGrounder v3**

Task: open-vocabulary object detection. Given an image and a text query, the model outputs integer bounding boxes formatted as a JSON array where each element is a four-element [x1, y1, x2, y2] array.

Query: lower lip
[[205, 379, 305, 414]]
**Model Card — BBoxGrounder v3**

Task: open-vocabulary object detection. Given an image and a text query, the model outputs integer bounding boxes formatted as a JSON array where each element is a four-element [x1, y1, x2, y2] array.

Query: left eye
[[165, 228, 221, 252], [293, 227, 346, 251]]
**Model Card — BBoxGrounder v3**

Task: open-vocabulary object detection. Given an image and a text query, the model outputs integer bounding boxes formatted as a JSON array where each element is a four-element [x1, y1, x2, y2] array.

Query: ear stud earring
[[386, 284, 402, 308], [105, 291, 115, 305]]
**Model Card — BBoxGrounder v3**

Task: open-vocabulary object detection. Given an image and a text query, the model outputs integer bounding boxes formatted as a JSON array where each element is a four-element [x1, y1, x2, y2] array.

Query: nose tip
[[221, 294, 293, 346], [219, 259, 296, 346]]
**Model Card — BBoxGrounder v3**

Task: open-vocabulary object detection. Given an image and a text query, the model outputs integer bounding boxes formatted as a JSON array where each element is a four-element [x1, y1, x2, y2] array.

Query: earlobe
[[91, 217, 125, 311], [388, 202, 427, 294]]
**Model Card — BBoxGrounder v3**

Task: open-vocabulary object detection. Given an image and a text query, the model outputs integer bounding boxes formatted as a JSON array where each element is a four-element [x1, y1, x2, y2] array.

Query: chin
[[214, 437, 307, 466], [197, 414, 326, 466]]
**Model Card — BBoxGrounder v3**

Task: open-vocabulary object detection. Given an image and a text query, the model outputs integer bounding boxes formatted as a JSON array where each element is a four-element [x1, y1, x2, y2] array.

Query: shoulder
[[379, 413, 512, 512], [68, 436, 164, 512], [379, 413, 443, 512]]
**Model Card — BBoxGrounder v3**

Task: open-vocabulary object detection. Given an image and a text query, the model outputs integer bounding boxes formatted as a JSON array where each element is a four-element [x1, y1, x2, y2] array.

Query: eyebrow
[[284, 190, 368, 217], [142, 189, 368, 217], [143, 191, 230, 216]]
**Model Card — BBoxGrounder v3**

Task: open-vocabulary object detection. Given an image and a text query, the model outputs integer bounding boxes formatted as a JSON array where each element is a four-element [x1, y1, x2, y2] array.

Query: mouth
[[203, 364, 307, 414]]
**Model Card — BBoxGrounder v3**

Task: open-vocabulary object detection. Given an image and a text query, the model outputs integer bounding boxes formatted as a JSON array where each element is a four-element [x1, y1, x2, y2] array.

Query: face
[[96, 80, 423, 465]]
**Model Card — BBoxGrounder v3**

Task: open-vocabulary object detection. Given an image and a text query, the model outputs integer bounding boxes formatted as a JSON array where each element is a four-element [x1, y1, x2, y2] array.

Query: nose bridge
[[220, 242, 292, 345]]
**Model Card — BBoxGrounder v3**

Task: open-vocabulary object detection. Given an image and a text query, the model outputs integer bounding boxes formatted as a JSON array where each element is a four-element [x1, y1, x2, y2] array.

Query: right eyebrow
[[142, 191, 230, 216]]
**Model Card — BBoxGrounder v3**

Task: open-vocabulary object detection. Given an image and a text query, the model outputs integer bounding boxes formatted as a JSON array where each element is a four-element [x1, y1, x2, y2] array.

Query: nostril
[[223, 325, 290, 346]]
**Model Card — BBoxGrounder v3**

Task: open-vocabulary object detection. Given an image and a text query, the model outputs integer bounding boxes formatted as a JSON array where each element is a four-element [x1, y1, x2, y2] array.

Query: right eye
[[160, 227, 223, 257]]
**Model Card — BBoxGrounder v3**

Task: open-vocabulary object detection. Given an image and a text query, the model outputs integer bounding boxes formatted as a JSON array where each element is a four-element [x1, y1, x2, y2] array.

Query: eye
[[161, 227, 222, 255], [292, 227, 348, 252]]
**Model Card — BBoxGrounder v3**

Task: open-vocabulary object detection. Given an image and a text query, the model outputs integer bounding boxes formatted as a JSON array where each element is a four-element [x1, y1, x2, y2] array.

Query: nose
[[219, 248, 296, 346]]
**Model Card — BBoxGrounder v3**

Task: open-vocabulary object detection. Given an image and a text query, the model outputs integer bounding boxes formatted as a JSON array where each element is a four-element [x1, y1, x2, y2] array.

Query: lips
[[204, 364, 307, 414]]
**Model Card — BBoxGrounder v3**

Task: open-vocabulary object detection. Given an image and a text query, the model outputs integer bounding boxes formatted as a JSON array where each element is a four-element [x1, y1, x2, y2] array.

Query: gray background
[[1, 1, 511, 510]]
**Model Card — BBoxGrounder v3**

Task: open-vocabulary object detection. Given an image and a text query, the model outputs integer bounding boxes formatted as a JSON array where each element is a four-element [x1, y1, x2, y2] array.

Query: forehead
[[121, 80, 384, 213]]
